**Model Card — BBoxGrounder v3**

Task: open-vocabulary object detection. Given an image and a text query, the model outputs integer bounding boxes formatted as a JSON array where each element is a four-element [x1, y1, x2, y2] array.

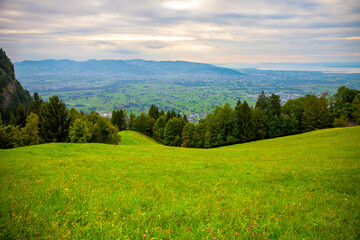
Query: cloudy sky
[[0, 0, 359, 64]]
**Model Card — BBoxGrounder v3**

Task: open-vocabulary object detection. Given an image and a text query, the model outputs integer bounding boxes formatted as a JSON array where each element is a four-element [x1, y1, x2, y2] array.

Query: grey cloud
[[0, 0, 359, 63]]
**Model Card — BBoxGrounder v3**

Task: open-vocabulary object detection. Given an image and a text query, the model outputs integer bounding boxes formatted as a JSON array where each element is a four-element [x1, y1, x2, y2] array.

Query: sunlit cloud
[[72, 35, 194, 42], [162, 0, 201, 10]]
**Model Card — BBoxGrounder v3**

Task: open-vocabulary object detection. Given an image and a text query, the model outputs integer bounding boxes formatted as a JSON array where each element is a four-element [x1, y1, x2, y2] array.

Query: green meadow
[[1, 127, 359, 239]]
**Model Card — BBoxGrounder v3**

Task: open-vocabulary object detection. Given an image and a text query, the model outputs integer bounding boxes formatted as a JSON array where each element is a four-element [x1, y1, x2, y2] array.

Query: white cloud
[[0, 0, 359, 63]]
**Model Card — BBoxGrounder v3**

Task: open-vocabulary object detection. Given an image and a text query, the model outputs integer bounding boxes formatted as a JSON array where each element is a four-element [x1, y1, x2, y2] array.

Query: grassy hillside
[[120, 130, 158, 145], [0, 127, 359, 239]]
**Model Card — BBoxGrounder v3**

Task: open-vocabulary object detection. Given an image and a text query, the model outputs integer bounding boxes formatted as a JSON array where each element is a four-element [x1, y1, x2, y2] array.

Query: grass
[[0, 127, 359, 239]]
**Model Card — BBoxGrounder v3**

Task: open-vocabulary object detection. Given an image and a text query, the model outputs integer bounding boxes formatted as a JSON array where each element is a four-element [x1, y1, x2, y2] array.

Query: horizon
[[12, 57, 360, 73], [1, 0, 359, 65]]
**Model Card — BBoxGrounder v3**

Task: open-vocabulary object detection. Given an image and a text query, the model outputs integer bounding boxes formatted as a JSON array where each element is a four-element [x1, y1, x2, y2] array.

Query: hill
[[120, 130, 158, 145], [0, 127, 359, 239], [14, 59, 243, 77], [0, 49, 31, 123]]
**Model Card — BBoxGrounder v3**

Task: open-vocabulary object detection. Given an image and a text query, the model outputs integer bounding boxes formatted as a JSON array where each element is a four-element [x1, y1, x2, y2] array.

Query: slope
[[0, 48, 31, 123], [120, 130, 158, 145], [0, 127, 359, 239]]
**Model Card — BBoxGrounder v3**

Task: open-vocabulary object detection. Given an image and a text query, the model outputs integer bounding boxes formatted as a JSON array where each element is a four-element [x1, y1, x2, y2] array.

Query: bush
[[333, 115, 348, 128]]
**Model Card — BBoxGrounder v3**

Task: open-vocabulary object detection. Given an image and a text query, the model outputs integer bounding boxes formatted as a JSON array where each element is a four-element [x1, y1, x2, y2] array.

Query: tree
[[148, 105, 160, 120], [236, 101, 254, 142], [28, 92, 44, 115], [111, 109, 128, 131], [352, 95, 360, 124], [69, 118, 91, 143], [181, 122, 195, 147], [253, 107, 267, 140], [133, 112, 152, 135], [39, 95, 70, 142], [16, 103, 27, 128], [317, 92, 331, 129], [256, 91, 269, 114], [269, 94, 281, 116], [86, 112, 120, 144], [282, 97, 305, 126], [0, 113, 12, 148], [128, 112, 136, 130], [170, 109, 177, 118], [332, 86, 360, 119], [153, 115, 167, 142], [69, 107, 82, 126], [21, 112, 41, 146], [163, 117, 183, 146], [194, 120, 206, 148], [301, 94, 319, 132]]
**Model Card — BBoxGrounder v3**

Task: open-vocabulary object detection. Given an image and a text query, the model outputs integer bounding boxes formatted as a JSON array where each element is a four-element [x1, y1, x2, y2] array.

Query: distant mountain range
[[14, 59, 244, 77]]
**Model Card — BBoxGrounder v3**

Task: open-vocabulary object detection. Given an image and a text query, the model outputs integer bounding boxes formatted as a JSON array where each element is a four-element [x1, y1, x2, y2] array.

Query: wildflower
[[143, 234, 146, 239], [251, 235, 254, 237], [248, 227, 251, 231], [170, 230, 173, 233], [189, 228, 192, 231]]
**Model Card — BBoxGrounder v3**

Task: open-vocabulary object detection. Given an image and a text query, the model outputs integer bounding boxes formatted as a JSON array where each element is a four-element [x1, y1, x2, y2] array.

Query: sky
[[0, 0, 360, 64]]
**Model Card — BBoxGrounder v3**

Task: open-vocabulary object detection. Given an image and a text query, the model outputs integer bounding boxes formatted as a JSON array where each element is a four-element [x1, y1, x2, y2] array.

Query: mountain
[[0, 49, 31, 123], [14, 59, 244, 77]]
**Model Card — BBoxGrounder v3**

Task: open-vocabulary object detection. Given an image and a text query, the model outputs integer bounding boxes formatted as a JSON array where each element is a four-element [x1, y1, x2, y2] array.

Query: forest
[[1, 85, 359, 149]]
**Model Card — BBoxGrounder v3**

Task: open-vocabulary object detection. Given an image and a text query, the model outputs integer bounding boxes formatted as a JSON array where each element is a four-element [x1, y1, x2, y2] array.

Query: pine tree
[[111, 109, 128, 131], [301, 94, 319, 132], [253, 107, 267, 140], [16, 103, 27, 128], [256, 91, 269, 114], [148, 105, 160, 120], [317, 92, 331, 129], [181, 122, 195, 147], [39, 95, 70, 142], [128, 112, 135, 130], [28, 92, 44, 115]]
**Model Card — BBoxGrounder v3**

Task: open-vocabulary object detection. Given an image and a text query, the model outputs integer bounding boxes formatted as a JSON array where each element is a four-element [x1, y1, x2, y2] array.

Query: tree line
[[0, 93, 120, 148], [1, 85, 359, 149], [112, 85, 360, 148]]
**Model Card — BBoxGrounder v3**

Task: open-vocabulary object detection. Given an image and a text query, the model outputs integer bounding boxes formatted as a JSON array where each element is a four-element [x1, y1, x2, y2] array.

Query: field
[[0, 127, 360, 239], [16, 68, 360, 121]]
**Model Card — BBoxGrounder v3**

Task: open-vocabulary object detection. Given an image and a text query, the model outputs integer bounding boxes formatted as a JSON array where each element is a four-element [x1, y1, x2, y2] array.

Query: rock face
[[0, 48, 31, 123]]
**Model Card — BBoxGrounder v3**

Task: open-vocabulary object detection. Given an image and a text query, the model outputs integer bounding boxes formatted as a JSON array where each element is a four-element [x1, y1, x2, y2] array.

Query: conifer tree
[[15, 103, 27, 128], [253, 107, 267, 140], [301, 94, 319, 132], [28, 92, 44, 115], [39, 95, 70, 142], [148, 105, 160, 120]]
